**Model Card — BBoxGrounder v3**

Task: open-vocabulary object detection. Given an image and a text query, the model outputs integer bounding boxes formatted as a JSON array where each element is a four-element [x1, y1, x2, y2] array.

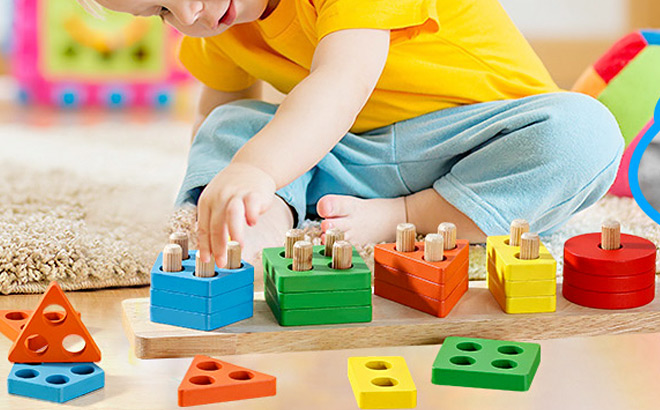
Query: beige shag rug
[[1, 119, 659, 294]]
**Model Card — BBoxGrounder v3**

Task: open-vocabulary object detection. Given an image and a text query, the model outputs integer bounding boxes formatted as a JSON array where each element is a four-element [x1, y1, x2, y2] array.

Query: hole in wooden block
[[229, 371, 254, 381], [43, 305, 67, 325], [365, 361, 392, 370], [326, 261, 353, 270], [15, 369, 39, 379], [371, 377, 398, 387], [456, 342, 482, 352], [491, 359, 517, 369], [25, 334, 48, 355], [70, 365, 95, 375], [189, 376, 214, 385], [497, 345, 524, 355], [46, 375, 69, 385], [450, 356, 475, 366], [196, 361, 222, 371], [62, 334, 86, 355], [5, 311, 28, 321]]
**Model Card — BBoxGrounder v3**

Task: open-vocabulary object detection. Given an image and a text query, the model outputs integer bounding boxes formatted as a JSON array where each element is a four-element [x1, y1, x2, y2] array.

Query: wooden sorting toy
[[373, 223, 469, 317], [432, 336, 540, 391], [8, 362, 104, 403], [263, 229, 372, 326], [347, 356, 416, 409], [562, 220, 656, 309], [150, 238, 254, 331], [487, 220, 557, 314], [177, 355, 276, 407], [0, 309, 80, 342], [8, 282, 101, 363]]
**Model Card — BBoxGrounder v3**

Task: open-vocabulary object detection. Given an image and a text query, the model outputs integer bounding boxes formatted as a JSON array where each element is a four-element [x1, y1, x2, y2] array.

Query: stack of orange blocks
[[374, 223, 469, 317]]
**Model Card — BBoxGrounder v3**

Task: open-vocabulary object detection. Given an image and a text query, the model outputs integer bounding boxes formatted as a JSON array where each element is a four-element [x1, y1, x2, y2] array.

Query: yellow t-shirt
[[180, 0, 559, 133]]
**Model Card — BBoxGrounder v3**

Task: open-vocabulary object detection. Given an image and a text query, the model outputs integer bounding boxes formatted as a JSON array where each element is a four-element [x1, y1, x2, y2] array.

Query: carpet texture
[[1, 119, 659, 294]]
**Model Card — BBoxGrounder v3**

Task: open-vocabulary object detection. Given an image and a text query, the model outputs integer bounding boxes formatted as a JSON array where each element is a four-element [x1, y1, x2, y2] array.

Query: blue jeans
[[176, 92, 624, 236]]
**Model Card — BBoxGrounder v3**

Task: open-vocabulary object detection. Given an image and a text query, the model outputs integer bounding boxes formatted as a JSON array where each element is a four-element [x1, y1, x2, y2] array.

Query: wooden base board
[[122, 280, 660, 359]]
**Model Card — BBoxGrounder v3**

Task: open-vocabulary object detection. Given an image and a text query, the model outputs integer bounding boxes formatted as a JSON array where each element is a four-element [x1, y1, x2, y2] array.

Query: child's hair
[[76, 0, 105, 17]]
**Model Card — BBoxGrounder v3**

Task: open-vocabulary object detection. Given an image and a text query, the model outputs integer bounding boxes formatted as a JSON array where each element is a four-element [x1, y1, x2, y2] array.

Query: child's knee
[[198, 100, 279, 141]]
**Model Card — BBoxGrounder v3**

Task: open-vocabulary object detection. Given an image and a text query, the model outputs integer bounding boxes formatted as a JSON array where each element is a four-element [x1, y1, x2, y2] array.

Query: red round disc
[[563, 265, 655, 293], [562, 282, 655, 309], [564, 233, 656, 276]]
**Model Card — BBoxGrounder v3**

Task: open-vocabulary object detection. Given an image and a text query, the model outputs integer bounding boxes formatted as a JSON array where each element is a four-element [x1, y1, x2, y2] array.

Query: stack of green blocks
[[263, 245, 373, 326]]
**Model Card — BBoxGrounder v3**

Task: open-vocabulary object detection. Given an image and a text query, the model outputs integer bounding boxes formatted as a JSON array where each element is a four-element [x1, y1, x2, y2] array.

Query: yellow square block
[[347, 356, 416, 409], [487, 261, 556, 297], [488, 272, 556, 314], [486, 235, 557, 281]]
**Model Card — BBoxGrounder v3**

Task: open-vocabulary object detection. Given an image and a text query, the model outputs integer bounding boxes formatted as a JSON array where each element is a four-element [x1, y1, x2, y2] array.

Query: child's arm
[[197, 29, 391, 267], [192, 82, 262, 141]]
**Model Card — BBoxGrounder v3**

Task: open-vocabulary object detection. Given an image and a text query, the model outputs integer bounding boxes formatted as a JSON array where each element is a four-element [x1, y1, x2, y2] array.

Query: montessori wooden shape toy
[[8, 282, 101, 363], [150, 233, 255, 331], [177, 355, 276, 407], [8, 362, 104, 403], [487, 220, 557, 314], [432, 336, 541, 391], [347, 356, 416, 409], [562, 220, 656, 309], [373, 223, 469, 317], [263, 229, 372, 326]]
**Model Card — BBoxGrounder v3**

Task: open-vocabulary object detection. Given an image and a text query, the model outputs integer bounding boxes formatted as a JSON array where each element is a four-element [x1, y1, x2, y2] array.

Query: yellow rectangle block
[[488, 273, 556, 314], [348, 356, 416, 409], [487, 235, 557, 281], [487, 261, 556, 297]]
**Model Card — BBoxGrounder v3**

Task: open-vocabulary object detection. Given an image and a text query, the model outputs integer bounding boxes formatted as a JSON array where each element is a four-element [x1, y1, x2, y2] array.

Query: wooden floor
[[3, 286, 660, 409]]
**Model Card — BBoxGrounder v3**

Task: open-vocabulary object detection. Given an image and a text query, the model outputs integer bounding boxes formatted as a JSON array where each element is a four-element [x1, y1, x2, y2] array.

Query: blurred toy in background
[[573, 29, 660, 197], [0, 1, 13, 73], [12, 0, 190, 109]]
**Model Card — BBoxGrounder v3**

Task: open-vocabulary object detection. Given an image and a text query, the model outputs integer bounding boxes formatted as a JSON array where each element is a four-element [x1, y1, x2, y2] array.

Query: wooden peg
[[226, 241, 242, 269], [424, 233, 445, 262], [601, 219, 621, 250], [509, 219, 529, 247], [285, 229, 305, 258], [396, 223, 416, 253], [519, 232, 540, 260], [331, 240, 353, 270], [169, 231, 189, 260], [292, 241, 313, 271], [162, 244, 182, 272], [325, 228, 344, 258], [437, 222, 456, 250], [195, 251, 216, 277]]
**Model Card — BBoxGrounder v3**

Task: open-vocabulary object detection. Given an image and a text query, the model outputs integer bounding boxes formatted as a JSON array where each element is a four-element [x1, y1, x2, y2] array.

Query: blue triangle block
[[8, 363, 104, 403]]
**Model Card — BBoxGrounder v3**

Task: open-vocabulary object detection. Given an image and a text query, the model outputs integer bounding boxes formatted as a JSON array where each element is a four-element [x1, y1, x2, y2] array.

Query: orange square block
[[374, 240, 469, 283], [374, 276, 468, 318], [374, 257, 468, 300]]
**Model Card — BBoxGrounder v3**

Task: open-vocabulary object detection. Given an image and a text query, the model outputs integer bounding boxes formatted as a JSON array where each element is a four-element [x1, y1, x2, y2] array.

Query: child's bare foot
[[240, 195, 294, 265], [317, 195, 406, 245]]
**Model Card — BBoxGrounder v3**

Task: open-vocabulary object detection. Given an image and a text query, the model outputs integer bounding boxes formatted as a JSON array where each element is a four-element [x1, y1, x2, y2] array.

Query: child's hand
[[197, 162, 276, 268]]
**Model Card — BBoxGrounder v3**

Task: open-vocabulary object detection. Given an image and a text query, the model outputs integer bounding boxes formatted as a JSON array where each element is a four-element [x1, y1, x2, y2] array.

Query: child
[[88, 0, 623, 268]]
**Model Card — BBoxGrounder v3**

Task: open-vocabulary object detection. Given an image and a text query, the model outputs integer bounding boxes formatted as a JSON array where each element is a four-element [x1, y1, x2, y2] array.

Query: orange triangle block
[[178, 355, 277, 407], [0, 309, 80, 342], [8, 282, 101, 363]]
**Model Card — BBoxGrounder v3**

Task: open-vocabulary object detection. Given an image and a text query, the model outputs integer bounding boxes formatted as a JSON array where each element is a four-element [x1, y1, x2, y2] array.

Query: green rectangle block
[[265, 277, 371, 309], [432, 337, 541, 391], [262, 246, 371, 293], [265, 286, 372, 326]]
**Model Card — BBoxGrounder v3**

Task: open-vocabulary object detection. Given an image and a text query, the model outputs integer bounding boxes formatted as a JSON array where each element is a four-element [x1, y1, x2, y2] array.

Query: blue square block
[[150, 283, 254, 314], [8, 363, 104, 403], [151, 250, 254, 297], [150, 300, 253, 331]]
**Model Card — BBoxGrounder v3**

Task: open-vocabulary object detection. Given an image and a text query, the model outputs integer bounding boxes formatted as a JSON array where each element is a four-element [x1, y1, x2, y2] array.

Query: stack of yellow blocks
[[487, 234, 557, 314]]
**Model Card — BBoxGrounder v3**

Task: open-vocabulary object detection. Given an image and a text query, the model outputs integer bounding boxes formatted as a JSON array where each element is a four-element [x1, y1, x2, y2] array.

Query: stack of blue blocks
[[150, 250, 255, 331], [8, 363, 104, 403]]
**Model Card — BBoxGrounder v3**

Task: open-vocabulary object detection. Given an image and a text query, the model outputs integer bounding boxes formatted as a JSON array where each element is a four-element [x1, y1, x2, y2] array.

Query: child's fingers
[[210, 212, 229, 268], [196, 197, 213, 264], [226, 197, 245, 248], [244, 192, 269, 226]]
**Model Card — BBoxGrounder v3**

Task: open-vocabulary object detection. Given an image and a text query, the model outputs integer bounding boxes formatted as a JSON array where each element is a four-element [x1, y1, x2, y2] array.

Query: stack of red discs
[[563, 232, 656, 309]]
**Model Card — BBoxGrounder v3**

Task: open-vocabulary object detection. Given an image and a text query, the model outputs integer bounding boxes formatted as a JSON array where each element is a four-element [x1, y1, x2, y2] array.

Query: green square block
[[262, 246, 371, 293], [432, 336, 541, 391], [265, 286, 372, 326], [265, 277, 371, 310]]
